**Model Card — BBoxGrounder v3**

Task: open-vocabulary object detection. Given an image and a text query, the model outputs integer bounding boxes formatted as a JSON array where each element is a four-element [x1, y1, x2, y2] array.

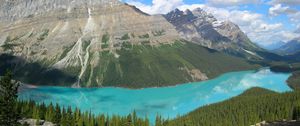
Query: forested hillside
[[17, 101, 150, 126], [159, 88, 300, 126]]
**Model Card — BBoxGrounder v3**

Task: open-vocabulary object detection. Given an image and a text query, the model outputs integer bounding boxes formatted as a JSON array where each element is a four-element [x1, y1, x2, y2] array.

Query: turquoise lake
[[19, 68, 292, 122]]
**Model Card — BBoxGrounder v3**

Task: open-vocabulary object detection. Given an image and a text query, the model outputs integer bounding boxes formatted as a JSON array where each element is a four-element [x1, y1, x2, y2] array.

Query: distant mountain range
[[0, 0, 283, 88], [274, 37, 300, 55], [259, 41, 285, 50]]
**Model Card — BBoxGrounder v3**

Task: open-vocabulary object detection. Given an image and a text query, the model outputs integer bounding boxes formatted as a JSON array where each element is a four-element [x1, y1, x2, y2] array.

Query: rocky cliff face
[[0, 0, 118, 21], [164, 8, 263, 58]]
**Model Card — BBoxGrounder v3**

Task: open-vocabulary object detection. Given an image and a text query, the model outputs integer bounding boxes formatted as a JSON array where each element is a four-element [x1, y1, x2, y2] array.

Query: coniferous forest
[[17, 101, 150, 126], [160, 88, 300, 126]]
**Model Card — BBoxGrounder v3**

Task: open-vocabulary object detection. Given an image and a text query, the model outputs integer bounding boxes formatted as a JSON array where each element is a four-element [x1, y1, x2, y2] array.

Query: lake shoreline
[[20, 68, 260, 90]]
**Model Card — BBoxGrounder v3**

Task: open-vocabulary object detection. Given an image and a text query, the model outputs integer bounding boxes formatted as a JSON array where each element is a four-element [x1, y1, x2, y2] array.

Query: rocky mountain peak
[[165, 8, 220, 27], [191, 8, 216, 21], [183, 9, 193, 15], [165, 8, 187, 21], [164, 8, 262, 58]]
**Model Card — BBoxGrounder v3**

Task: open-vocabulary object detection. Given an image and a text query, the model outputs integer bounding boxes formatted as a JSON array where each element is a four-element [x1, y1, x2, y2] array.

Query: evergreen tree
[[126, 114, 133, 126], [38, 102, 47, 120], [60, 107, 68, 126], [32, 107, 40, 120], [66, 106, 74, 125], [74, 108, 82, 126], [53, 103, 61, 124], [45, 103, 54, 122], [0, 70, 20, 126], [16, 100, 153, 126], [293, 106, 300, 120], [132, 110, 138, 126], [155, 115, 162, 126], [144, 116, 150, 126]]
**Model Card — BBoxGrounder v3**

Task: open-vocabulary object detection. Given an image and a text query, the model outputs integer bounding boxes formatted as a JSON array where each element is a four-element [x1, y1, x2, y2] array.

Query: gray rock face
[[19, 119, 55, 126], [0, 0, 121, 21], [164, 8, 263, 58]]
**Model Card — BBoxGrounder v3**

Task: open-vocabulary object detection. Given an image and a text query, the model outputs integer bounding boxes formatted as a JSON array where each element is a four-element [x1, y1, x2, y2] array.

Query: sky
[[121, 0, 300, 46]]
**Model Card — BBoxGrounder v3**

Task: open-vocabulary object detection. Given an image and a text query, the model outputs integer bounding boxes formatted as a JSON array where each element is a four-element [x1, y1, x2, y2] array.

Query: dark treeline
[[287, 71, 300, 90], [16, 101, 150, 126], [157, 88, 300, 126], [270, 62, 300, 73]]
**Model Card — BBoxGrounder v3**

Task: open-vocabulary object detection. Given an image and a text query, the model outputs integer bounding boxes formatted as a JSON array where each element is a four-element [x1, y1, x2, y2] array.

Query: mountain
[[164, 8, 265, 59], [0, 0, 259, 88], [274, 37, 300, 55], [259, 41, 285, 50], [0, 0, 178, 87]]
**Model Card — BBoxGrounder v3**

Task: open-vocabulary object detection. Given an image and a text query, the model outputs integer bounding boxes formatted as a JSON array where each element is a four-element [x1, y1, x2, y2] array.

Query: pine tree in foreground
[[0, 70, 20, 126]]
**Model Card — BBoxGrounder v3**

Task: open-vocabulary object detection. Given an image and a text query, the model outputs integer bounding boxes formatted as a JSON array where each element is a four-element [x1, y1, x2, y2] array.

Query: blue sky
[[122, 0, 300, 46]]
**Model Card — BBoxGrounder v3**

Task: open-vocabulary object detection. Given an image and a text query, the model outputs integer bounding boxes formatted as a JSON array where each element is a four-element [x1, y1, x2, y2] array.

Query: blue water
[[19, 68, 292, 122]]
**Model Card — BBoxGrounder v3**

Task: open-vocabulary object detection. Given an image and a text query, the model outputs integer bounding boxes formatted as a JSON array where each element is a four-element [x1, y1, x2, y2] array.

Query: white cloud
[[279, 31, 300, 40], [206, 0, 261, 6], [290, 11, 300, 23], [179, 4, 205, 11], [268, 4, 300, 30], [126, 0, 183, 14], [269, 0, 300, 6], [228, 10, 263, 27], [269, 4, 297, 16]]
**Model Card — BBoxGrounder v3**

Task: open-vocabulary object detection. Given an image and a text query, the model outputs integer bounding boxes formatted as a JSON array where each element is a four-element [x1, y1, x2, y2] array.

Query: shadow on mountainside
[[0, 54, 77, 86]]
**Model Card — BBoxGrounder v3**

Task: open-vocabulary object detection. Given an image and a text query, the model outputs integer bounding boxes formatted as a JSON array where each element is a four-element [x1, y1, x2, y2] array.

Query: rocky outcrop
[[19, 119, 55, 126], [254, 120, 300, 126]]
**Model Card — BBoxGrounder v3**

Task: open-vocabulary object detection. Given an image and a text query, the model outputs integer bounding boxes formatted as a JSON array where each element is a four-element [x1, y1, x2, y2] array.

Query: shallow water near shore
[[19, 68, 292, 123]]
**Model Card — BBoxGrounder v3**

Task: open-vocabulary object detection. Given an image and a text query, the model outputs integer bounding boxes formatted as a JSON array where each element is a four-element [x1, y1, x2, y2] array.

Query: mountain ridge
[[164, 8, 265, 60]]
